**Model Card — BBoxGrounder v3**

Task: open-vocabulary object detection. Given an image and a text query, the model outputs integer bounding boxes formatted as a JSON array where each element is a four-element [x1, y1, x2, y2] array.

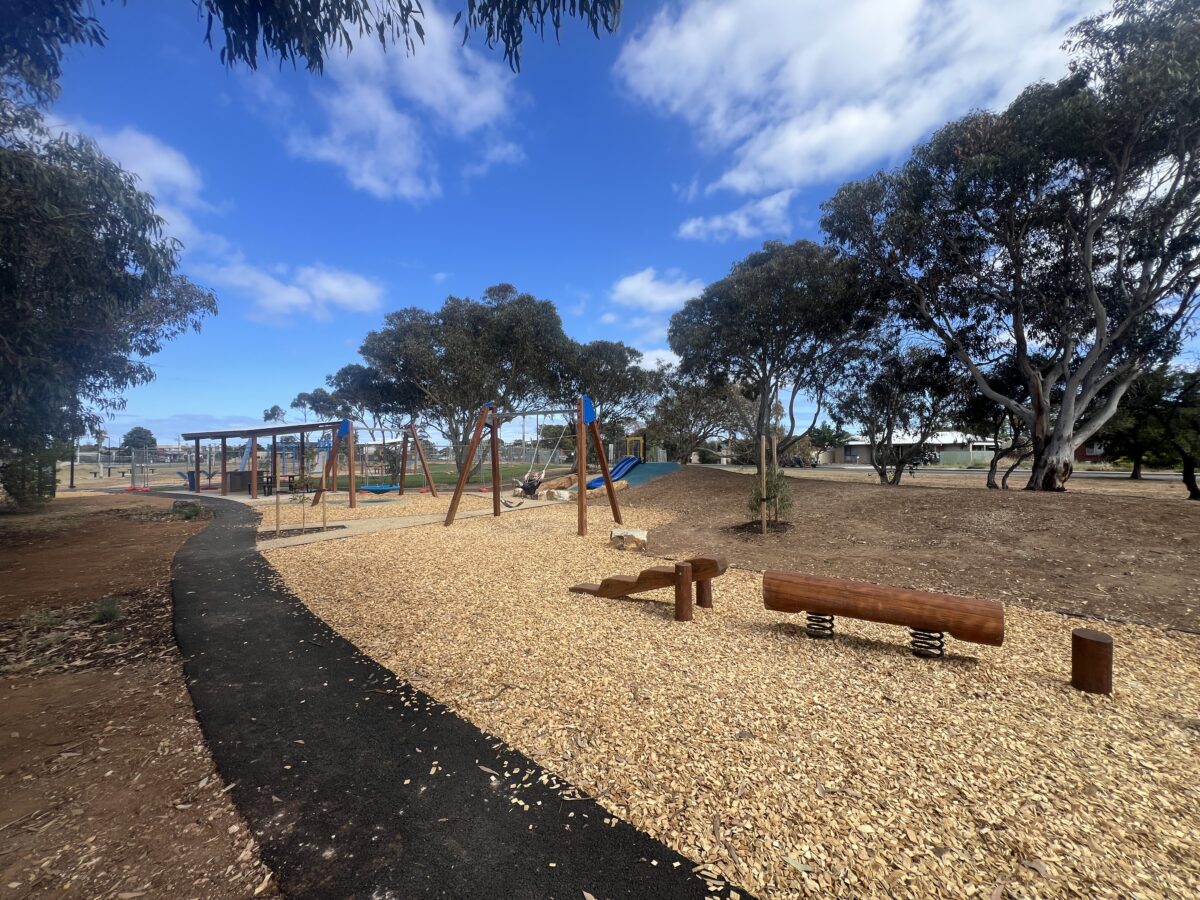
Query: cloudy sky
[[52, 0, 1107, 442]]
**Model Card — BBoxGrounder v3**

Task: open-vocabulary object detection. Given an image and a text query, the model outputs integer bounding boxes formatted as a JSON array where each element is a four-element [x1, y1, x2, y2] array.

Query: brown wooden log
[[762, 570, 1004, 647], [1071, 628, 1113, 695], [570, 556, 727, 599], [674, 562, 693, 622], [697, 578, 713, 609]]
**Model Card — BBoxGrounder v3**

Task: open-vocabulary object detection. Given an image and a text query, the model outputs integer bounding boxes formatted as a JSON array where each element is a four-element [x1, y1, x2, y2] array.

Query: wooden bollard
[[1071, 628, 1113, 695], [697, 578, 713, 610], [674, 562, 693, 622]]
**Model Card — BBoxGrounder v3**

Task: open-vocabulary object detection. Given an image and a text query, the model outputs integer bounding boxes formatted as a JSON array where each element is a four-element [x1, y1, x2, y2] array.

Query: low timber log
[[762, 570, 1004, 647]]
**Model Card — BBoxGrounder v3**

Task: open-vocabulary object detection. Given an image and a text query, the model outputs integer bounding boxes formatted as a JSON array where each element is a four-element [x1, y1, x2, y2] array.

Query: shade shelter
[[180, 419, 356, 507]]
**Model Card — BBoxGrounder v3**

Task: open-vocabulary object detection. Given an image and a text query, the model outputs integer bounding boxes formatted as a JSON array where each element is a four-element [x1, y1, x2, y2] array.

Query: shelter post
[[220, 437, 227, 495], [194, 438, 201, 494]]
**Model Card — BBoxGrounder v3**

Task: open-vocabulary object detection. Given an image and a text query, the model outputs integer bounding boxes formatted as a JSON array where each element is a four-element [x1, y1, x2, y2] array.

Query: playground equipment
[[762, 570, 1005, 658], [358, 423, 438, 497], [587, 455, 639, 489], [444, 395, 621, 536], [571, 556, 728, 622]]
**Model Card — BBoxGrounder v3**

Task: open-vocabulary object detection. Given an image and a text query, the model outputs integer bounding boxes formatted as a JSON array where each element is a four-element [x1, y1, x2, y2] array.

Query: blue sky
[[51, 0, 1114, 445]]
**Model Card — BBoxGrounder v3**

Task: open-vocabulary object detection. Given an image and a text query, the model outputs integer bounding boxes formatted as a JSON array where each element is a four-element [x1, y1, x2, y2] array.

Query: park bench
[[571, 556, 727, 622], [762, 570, 1005, 658]]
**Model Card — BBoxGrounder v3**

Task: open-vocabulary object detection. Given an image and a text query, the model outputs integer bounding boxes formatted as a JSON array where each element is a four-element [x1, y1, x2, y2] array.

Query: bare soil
[[624, 466, 1200, 632], [0, 491, 275, 898]]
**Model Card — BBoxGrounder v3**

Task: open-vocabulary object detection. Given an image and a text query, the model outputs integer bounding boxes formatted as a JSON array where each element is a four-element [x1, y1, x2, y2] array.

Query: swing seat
[[359, 485, 400, 494]]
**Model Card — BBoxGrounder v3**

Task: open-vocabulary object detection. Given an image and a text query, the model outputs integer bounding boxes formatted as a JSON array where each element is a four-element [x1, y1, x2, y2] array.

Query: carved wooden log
[[762, 570, 1004, 647], [1071, 628, 1113, 695], [570, 556, 727, 600]]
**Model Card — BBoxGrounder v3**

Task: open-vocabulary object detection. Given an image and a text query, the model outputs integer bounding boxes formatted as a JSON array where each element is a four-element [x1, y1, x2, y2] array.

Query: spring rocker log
[[762, 570, 1005, 658], [570, 556, 728, 622]]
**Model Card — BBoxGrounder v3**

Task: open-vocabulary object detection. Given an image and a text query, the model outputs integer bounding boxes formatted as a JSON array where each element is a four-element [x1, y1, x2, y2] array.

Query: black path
[[172, 495, 740, 899]]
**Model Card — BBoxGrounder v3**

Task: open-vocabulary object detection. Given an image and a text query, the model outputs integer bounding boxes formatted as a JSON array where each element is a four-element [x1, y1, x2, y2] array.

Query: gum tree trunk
[[1182, 455, 1200, 500]]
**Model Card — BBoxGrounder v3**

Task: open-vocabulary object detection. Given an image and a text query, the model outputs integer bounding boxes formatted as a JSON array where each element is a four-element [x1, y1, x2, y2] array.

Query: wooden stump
[[697, 579, 713, 610], [1071, 628, 1113, 695], [674, 562, 693, 622]]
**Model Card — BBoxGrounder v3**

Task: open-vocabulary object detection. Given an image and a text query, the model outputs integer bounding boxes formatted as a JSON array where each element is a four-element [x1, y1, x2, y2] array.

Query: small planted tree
[[747, 464, 792, 526]]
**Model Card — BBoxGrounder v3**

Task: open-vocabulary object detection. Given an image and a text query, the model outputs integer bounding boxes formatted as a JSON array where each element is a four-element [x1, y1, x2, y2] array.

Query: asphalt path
[[172, 494, 743, 899]]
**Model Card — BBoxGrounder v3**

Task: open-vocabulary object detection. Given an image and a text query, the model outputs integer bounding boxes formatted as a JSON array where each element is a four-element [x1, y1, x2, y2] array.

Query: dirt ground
[[0, 492, 275, 898], [625, 467, 1200, 633]]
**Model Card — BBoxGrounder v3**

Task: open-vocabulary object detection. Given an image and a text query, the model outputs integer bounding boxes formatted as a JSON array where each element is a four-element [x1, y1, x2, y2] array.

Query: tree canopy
[[120, 426, 156, 450], [360, 285, 570, 470], [822, 0, 1200, 491], [3, 0, 621, 95], [668, 239, 874, 482]]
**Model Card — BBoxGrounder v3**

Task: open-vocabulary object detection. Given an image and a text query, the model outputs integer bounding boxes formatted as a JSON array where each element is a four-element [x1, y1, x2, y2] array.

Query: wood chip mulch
[[264, 502, 1200, 899]]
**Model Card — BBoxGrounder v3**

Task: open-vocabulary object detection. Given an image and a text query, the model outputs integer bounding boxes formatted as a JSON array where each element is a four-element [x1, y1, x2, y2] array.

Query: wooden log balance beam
[[762, 570, 1004, 658], [570, 556, 727, 622]]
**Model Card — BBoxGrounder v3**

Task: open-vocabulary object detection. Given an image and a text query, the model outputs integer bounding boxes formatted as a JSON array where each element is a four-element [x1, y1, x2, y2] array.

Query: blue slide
[[587, 456, 640, 489]]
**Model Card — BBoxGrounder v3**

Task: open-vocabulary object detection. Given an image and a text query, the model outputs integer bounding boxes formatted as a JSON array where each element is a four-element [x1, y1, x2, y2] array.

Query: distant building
[[1075, 441, 1105, 463], [827, 431, 994, 466]]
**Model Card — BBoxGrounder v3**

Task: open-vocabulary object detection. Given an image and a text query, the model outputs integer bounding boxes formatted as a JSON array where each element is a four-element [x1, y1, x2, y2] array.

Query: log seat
[[762, 570, 1004, 658]]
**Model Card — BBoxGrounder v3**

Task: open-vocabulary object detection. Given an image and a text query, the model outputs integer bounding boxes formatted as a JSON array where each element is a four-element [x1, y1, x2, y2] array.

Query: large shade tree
[[646, 371, 750, 465], [823, 0, 1200, 491], [668, 239, 875, 484], [361, 285, 570, 472]]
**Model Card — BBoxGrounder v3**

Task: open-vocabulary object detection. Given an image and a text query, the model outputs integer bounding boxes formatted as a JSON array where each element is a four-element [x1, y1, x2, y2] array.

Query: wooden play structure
[[358, 422, 439, 497], [762, 570, 1005, 658], [444, 395, 621, 536], [571, 556, 728, 622]]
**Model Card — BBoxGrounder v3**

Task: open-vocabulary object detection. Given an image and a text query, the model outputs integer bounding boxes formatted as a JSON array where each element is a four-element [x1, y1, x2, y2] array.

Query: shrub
[[747, 465, 793, 524], [91, 596, 121, 624]]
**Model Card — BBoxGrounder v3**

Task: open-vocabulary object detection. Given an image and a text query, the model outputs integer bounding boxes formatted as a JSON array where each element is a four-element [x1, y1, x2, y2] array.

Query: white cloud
[[617, 0, 1104, 206], [432, 271, 450, 283], [611, 267, 704, 312], [678, 189, 793, 241], [66, 123, 384, 322], [599, 312, 619, 325], [196, 261, 382, 320], [285, 5, 521, 200]]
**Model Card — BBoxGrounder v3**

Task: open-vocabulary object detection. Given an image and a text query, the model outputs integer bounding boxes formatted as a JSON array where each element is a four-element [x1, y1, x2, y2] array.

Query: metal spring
[[910, 629, 946, 659], [805, 613, 835, 639]]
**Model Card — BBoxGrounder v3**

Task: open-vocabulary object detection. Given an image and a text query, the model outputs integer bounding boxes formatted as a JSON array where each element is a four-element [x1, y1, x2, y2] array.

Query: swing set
[[357, 423, 439, 497], [444, 395, 622, 536]]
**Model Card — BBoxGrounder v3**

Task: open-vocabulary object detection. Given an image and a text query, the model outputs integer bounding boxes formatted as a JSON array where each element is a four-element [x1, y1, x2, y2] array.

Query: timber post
[[1071, 628, 1113, 695], [194, 438, 201, 494], [347, 425, 357, 508], [588, 418, 623, 525], [674, 562, 694, 622], [220, 437, 228, 495], [398, 432, 410, 495], [445, 404, 491, 526], [410, 423, 437, 497], [490, 406, 502, 517], [250, 437, 258, 499], [759, 434, 767, 534], [577, 396, 587, 536]]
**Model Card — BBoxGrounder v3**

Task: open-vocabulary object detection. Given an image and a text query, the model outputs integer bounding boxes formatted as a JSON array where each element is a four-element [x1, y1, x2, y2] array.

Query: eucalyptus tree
[[1098, 368, 1177, 478], [823, 0, 1200, 491], [4, 1, 622, 92], [361, 285, 570, 472], [668, 239, 875, 484], [646, 371, 749, 465], [832, 345, 965, 486]]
